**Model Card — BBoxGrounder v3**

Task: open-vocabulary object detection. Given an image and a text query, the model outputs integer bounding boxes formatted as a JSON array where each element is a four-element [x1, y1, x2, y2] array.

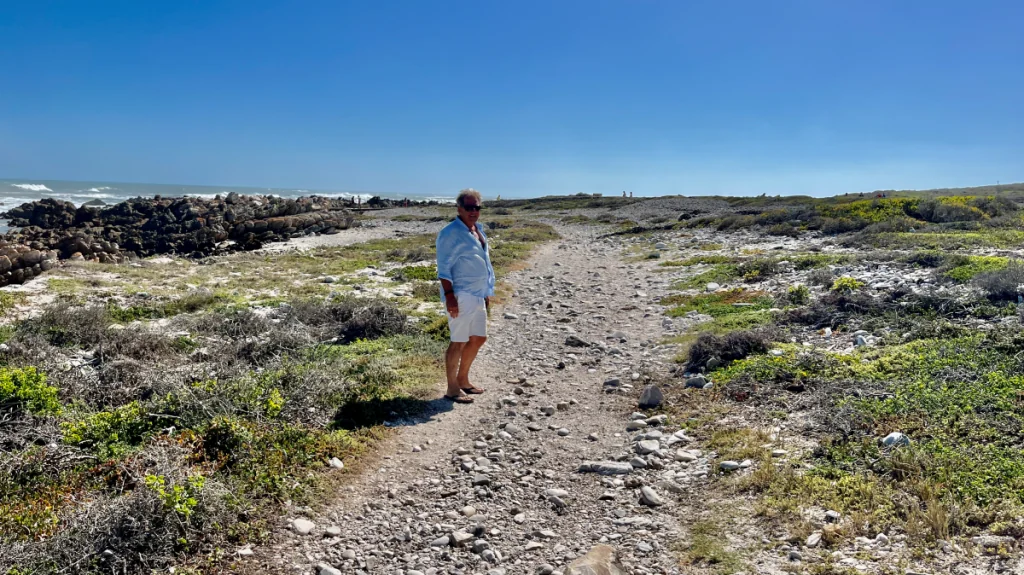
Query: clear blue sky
[[1, 1, 1021, 198]]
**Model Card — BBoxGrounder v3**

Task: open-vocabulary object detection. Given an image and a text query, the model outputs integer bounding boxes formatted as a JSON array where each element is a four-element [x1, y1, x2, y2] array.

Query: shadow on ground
[[332, 395, 456, 430]]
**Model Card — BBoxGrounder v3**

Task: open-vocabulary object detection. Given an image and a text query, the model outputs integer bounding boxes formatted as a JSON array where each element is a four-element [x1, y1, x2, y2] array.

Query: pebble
[[719, 461, 740, 471], [324, 526, 341, 537], [639, 486, 665, 507], [316, 563, 341, 575], [557, 428, 570, 436], [462, 505, 477, 517], [328, 457, 344, 469], [291, 518, 315, 535], [882, 432, 910, 447]]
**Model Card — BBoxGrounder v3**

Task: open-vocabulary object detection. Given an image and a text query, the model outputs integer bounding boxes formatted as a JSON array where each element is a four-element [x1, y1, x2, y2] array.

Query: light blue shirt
[[436, 218, 496, 299]]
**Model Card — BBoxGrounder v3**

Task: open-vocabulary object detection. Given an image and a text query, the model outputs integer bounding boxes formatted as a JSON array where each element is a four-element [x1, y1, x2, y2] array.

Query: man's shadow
[[332, 395, 456, 430]]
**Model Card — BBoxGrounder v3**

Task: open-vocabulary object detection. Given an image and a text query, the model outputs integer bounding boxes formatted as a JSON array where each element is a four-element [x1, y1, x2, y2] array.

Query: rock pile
[[0, 241, 59, 287], [2, 193, 358, 263]]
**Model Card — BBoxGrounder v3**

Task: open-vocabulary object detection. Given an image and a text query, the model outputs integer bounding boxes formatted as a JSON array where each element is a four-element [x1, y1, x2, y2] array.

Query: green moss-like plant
[[831, 276, 864, 293], [0, 366, 59, 415]]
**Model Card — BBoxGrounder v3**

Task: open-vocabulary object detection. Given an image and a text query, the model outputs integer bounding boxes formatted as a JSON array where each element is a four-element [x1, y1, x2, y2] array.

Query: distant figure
[[622, 191, 626, 198], [629, 191, 633, 198], [436, 188, 494, 404]]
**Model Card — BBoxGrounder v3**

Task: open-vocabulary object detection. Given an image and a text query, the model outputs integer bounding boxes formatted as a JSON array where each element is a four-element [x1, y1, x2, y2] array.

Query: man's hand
[[445, 293, 459, 318]]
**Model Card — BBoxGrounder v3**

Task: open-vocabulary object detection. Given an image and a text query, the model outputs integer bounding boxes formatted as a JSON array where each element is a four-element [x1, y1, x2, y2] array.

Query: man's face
[[458, 197, 482, 226]]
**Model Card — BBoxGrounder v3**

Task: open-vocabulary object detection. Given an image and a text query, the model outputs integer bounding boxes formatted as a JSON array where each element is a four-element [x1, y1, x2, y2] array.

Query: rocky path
[[255, 228, 703, 575]]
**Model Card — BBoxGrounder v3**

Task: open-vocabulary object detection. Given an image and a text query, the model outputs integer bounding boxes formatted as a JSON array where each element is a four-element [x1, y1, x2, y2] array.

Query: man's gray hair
[[456, 188, 482, 206]]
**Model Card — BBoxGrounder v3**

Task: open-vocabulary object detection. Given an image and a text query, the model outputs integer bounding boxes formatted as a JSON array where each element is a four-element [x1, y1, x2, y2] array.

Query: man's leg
[[445, 342, 466, 396], [456, 336, 487, 389]]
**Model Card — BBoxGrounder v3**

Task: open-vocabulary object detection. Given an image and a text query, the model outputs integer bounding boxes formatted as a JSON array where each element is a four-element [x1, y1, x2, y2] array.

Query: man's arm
[[436, 231, 459, 318], [440, 278, 458, 318]]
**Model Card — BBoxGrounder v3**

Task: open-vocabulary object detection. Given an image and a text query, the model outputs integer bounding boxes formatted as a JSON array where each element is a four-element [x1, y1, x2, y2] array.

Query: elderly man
[[436, 188, 495, 403]]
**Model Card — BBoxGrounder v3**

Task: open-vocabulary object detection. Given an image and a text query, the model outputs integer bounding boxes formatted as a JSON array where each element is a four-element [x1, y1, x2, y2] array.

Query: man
[[436, 189, 495, 403]]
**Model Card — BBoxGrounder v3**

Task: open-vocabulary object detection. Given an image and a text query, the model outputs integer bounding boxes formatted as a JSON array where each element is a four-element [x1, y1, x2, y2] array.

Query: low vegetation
[[0, 216, 558, 574]]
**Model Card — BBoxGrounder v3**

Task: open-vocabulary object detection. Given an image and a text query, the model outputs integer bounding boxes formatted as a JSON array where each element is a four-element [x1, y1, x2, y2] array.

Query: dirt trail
[[253, 227, 690, 574]]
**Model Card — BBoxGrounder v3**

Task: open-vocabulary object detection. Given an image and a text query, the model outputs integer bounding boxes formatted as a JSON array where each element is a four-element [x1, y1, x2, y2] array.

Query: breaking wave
[[11, 183, 53, 192]]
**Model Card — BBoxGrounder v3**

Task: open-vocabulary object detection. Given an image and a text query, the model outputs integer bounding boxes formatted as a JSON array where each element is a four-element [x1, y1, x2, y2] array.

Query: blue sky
[[1, 1, 1021, 198]]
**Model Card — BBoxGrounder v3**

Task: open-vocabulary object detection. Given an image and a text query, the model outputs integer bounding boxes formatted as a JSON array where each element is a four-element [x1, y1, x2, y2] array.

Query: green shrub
[[0, 367, 59, 415], [831, 277, 864, 293], [943, 255, 1009, 282], [144, 474, 206, 519], [61, 401, 160, 458], [974, 261, 1024, 301], [787, 285, 810, 305]]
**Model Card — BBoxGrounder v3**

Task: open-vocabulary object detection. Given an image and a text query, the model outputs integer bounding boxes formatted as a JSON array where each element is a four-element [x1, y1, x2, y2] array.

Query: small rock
[[462, 505, 477, 517], [806, 532, 822, 548], [291, 518, 315, 535], [504, 312, 519, 320], [719, 461, 740, 472], [638, 385, 664, 409], [789, 550, 802, 562], [639, 486, 664, 507], [684, 375, 707, 389], [431, 535, 451, 547], [524, 541, 545, 552], [565, 544, 627, 575], [325, 526, 342, 537], [625, 420, 647, 431], [706, 282, 720, 291], [341, 549, 356, 560], [580, 461, 633, 475], [557, 428, 570, 436], [825, 510, 841, 523], [636, 440, 660, 455], [316, 563, 341, 575], [328, 457, 345, 469], [451, 530, 474, 547], [882, 432, 910, 447]]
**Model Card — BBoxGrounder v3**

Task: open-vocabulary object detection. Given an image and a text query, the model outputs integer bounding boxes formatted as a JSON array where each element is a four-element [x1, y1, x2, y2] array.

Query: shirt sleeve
[[436, 229, 454, 281]]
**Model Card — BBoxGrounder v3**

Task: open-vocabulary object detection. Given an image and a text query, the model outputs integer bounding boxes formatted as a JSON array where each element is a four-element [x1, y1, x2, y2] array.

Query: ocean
[[0, 179, 451, 211]]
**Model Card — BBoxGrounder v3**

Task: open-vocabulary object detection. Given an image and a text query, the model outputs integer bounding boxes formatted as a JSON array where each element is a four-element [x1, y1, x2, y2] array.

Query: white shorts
[[447, 293, 488, 342]]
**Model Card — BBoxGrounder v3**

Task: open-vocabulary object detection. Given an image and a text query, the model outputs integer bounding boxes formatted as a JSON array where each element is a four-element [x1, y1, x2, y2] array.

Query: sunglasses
[[460, 204, 483, 212]]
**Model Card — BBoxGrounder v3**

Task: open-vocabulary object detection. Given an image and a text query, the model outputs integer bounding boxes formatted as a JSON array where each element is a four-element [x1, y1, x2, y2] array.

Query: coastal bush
[[830, 277, 864, 293], [807, 267, 834, 287], [687, 329, 773, 370], [942, 255, 1009, 282], [787, 285, 810, 305], [767, 223, 800, 237], [974, 261, 1024, 301], [0, 367, 60, 415], [737, 258, 780, 282]]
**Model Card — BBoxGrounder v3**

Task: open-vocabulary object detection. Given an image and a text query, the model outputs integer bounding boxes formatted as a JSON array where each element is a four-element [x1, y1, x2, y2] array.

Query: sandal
[[444, 393, 474, 404], [460, 385, 485, 395]]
